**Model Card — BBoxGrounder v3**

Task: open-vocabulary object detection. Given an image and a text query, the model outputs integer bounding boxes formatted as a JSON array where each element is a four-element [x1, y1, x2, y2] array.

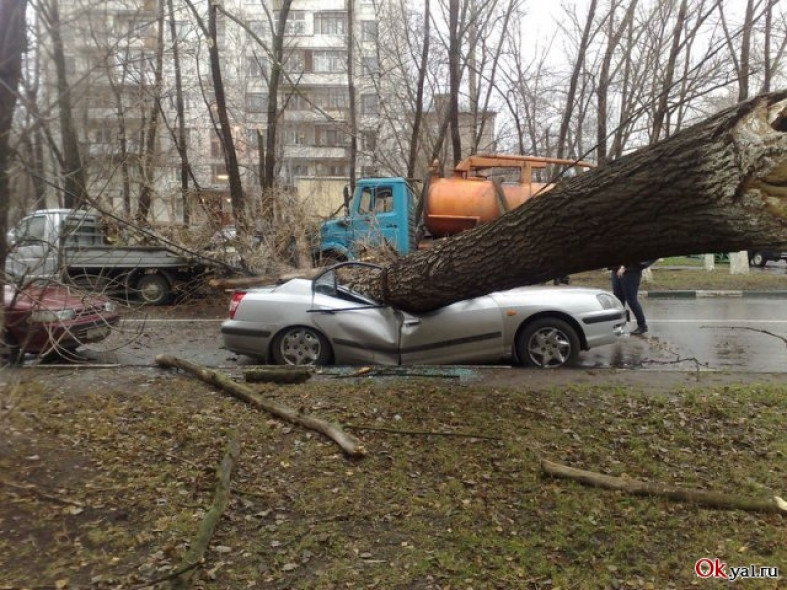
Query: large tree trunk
[[355, 92, 787, 313], [0, 0, 27, 342]]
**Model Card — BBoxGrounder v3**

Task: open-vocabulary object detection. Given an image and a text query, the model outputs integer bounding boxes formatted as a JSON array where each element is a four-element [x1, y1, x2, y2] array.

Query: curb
[[642, 290, 787, 299]]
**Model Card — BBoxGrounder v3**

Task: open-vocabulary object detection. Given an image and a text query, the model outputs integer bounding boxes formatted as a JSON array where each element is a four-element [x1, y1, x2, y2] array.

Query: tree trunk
[[168, 0, 191, 226], [208, 2, 247, 233], [263, 0, 293, 190], [0, 0, 27, 338], [406, 0, 430, 179], [448, 0, 462, 165], [43, 0, 87, 208], [347, 0, 357, 194], [352, 92, 787, 313], [137, 0, 166, 226]]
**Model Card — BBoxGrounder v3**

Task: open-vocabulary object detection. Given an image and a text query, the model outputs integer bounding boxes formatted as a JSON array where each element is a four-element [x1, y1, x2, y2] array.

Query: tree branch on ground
[[170, 434, 239, 590], [541, 458, 787, 514], [155, 355, 365, 457]]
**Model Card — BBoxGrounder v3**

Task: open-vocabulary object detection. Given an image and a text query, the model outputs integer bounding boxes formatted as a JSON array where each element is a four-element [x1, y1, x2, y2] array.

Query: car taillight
[[228, 291, 245, 319]]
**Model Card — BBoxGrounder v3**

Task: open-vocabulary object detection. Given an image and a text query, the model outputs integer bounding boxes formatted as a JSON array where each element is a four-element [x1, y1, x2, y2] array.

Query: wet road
[[84, 297, 787, 373], [581, 297, 787, 372]]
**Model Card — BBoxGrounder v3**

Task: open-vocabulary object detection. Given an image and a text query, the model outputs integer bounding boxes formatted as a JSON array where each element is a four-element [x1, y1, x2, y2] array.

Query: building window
[[211, 136, 224, 158], [212, 163, 229, 183], [362, 56, 379, 75], [313, 50, 345, 74], [247, 19, 269, 38], [283, 91, 311, 110], [291, 163, 309, 177], [247, 54, 267, 78], [361, 130, 377, 151], [316, 126, 347, 147], [245, 92, 268, 113], [275, 11, 306, 35], [94, 127, 114, 144], [283, 127, 307, 145], [361, 94, 378, 115], [314, 87, 348, 109], [314, 11, 346, 35], [282, 50, 305, 73], [361, 21, 377, 43]]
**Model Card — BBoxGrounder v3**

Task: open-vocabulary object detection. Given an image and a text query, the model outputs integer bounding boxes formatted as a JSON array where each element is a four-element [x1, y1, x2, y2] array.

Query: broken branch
[[541, 458, 786, 514], [170, 434, 239, 590], [155, 355, 365, 457]]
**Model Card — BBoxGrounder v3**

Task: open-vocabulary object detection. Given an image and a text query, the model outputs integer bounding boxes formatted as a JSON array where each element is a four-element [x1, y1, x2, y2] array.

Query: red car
[[3, 283, 119, 361]]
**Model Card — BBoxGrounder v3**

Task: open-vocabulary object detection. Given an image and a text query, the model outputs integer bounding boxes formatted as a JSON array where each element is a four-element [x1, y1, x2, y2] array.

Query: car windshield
[[313, 263, 382, 306]]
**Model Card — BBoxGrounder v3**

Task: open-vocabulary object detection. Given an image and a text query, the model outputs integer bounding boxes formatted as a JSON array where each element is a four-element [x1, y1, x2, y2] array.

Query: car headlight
[[30, 309, 77, 323], [104, 301, 116, 312], [596, 293, 621, 310]]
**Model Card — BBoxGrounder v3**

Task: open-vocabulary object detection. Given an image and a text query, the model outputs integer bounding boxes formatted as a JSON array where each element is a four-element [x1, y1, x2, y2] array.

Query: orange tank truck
[[423, 154, 594, 238]]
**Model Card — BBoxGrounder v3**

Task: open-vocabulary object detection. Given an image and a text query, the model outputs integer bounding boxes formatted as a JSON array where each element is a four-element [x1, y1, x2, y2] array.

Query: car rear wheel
[[517, 318, 580, 369], [271, 326, 332, 366], [749, 252, 767, 267]]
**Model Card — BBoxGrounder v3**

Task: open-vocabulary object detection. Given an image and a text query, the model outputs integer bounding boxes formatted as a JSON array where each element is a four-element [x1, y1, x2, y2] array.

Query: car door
[[308, 265, 403, 364], [348, 183, 400, 255], [399, 295, 506, 365]]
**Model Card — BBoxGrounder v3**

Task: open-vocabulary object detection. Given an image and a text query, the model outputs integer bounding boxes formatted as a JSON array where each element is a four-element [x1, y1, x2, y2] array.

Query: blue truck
[[317, 155, 593, 261]]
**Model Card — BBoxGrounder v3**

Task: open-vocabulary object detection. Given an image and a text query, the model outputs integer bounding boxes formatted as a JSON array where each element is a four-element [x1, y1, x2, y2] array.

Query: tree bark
[[352, 92, 787, 313], [541, 458, 787, 514], [207, 3, 247, 234], [155, 355, 366, 457], [0, 0, 27, 306]]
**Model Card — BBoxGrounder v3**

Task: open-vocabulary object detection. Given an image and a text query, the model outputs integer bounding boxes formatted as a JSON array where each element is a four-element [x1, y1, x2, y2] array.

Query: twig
[[705, 325, 787, 346], [134, 561, 201, 589], [0, 478, 84, 507], [345, 424, 502, 441]]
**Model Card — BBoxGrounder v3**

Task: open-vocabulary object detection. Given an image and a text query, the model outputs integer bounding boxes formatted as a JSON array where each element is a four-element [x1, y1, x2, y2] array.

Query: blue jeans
[[611, 270, 647, 329]]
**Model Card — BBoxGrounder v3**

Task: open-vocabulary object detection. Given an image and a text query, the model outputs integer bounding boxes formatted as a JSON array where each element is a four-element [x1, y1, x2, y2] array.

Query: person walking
[[610, 261, 655, 335]]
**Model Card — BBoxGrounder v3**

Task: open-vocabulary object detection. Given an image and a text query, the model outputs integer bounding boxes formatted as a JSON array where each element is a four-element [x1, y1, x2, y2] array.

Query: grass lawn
[[570, 259, 787, 292]]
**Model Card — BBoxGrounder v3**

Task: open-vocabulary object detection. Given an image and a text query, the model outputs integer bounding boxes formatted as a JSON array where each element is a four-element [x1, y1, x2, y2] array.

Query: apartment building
[[45, 0, 495, 226]]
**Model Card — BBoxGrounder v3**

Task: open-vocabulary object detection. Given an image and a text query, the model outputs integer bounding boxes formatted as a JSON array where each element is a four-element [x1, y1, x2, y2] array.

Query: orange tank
[[422, 154, 592, 238], [424, 177, 552, 237]]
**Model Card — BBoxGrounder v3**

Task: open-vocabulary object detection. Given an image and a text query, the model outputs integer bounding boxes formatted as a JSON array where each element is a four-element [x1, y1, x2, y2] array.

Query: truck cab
[[5, 209, 92, 282], [318, 178, 416, 260]]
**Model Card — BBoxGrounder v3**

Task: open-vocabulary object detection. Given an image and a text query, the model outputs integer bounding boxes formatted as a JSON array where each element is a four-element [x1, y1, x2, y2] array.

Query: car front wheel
[[517, 318, 580, 369], [271, 326, 332, 366]]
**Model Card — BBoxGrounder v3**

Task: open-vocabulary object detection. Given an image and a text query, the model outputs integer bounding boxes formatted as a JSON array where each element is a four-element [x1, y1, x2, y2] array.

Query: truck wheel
[[136, 274, 172, 305], [749, 252, 767, 267], [516, 318, 580, 369]]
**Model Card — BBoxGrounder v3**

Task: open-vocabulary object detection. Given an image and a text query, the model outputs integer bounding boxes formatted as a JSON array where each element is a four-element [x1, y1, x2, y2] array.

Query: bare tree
[[40, 0, 87, 207], [556, 0, 598, 161], [347, 0, 358, 193], [137, 0, 166, 225]]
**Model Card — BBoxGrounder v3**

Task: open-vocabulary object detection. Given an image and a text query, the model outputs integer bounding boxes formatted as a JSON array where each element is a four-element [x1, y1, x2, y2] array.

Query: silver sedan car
[[221, 263, 626, 368]]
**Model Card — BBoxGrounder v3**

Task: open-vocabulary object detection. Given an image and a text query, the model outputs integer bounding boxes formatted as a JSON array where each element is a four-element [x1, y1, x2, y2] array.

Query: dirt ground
[[1, 364, 785, 589]]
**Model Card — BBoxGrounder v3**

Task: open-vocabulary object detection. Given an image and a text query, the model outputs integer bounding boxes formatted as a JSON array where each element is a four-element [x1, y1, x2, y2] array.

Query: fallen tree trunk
[[171, 435, 239, 589], [352, 92, 787, 312], [155, 355, 365, 457], [541, 458, 787, 514]]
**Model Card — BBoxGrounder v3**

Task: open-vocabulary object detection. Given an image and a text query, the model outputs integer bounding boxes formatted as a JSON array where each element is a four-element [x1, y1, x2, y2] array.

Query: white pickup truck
[[6, 209, 216, 305]]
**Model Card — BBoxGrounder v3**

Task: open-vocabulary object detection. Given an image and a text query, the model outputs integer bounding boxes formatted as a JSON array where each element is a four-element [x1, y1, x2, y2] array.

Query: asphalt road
[[79, 296, 787, 373]]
